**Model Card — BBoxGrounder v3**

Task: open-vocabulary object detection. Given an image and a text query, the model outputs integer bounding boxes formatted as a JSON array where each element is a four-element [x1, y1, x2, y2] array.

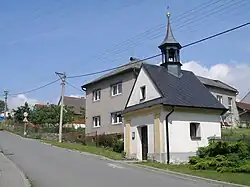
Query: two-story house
[[197, 76, 239, 126], [82, 58, 142, 135]]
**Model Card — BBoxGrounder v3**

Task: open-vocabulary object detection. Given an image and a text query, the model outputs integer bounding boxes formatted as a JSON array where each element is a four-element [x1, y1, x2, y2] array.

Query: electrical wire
[[68, 21, 250, 79], [3, 21, 250, 96], [9, 78, 61, 96], [92, 0, 241, 62], [65, 81, 84, 92]]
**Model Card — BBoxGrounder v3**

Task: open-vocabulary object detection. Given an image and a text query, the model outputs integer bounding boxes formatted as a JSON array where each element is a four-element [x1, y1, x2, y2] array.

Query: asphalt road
[[0, 131, 233, 187]]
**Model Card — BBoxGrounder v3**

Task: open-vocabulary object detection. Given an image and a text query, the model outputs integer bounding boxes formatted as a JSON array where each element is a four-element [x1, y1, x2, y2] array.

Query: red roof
[[236, 102, 250, 111], [34, 104, 47, 108]]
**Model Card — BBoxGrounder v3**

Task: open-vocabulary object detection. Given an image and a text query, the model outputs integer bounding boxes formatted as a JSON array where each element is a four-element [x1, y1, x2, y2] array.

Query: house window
[[216, 95, 223, 104], [111, 112, 122, 124], [111, 83, 122, 96], [190, 122, 201, 140], [93, 89, 101, 101], [228, 97, 232, 112], [93, 116, 101, 127], [140, 86, 146, 101]]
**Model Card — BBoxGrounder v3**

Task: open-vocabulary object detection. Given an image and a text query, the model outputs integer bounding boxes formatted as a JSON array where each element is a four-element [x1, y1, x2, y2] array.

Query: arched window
[[168, 48, 175, 62]]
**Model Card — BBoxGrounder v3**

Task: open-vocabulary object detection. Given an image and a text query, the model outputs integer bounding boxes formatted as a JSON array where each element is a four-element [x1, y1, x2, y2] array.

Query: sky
[[0, 0, 250, 108]]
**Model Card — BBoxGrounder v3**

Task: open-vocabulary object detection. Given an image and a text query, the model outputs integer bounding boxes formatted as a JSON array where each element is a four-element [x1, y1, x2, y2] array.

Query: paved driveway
[[0, 131, 232, 187]]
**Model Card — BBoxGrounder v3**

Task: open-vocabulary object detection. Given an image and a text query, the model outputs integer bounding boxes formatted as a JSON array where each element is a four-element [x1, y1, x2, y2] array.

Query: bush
[[97, 134, 114, 147], [189, 156, 201, 165], [112, 138, 124, 153], [189, 141, 250, 173]]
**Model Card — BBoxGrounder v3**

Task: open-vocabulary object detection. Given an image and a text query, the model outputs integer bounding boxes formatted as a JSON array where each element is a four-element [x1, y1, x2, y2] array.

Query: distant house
[[197, 76, 238, 127], [236, 101, 250, 127], [122, 12, 226, 163], [241, 91, 250, 104], [58, 96, 86, 128]]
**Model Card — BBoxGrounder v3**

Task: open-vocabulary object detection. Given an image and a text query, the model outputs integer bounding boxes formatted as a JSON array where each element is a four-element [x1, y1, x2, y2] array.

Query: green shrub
[[192, 161, 210, 170], [235, 165, 250, 173], [97, 134, 114, 147], [189, 156, 201, 165], [112, 138, 124, 153]]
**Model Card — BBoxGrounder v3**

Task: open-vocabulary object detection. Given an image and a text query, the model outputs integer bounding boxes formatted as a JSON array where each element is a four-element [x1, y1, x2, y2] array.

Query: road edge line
[[0, 153, 31, 187]]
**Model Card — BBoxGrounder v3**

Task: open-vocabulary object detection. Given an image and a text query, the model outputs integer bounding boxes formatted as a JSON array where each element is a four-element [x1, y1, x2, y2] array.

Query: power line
[[3, 21, 249, 97], [65, 81, 84, 92], [68, 21, 250, 79], [92, 0, 241, 62], [182, 21, 250, 48], [9, 78, 60, 96]]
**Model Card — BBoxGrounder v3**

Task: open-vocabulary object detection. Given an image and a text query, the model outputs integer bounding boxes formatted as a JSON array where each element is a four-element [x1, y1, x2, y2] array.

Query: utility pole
[[56, 72, 66, 143], [4, 90, 8, 120]]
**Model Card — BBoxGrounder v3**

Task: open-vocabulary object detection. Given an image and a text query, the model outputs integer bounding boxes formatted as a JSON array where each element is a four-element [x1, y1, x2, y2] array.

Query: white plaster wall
[[127, 67, 161, 107], [161, 110, 221, 153], [130, 114, 154, 160]]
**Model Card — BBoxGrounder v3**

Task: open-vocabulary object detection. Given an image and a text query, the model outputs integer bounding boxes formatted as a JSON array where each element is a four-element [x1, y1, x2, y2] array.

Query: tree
[[12, 102, 31, 122], [29, 105, 74, 126], [0, 100, 5, 114]]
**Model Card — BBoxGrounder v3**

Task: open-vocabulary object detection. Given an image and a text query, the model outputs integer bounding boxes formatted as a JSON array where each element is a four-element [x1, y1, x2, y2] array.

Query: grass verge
[[43, 140, 124, 160], [136, 162, 250, 186]]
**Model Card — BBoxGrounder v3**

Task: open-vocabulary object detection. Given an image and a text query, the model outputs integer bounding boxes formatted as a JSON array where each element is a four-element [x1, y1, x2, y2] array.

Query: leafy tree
[[0, 100, 5, 114], [12, 102, 31, 122], [29, 105, 74, 126]]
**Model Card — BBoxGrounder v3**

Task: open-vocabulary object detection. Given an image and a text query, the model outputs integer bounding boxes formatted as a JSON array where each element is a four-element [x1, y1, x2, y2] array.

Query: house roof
[[241, 91, 250, 104], [82, 58, 143, 88], [236, 102, 250, 111], [197, 76, 237, 93], [123, 64, 226, 113], [59, 96, 85, 115]]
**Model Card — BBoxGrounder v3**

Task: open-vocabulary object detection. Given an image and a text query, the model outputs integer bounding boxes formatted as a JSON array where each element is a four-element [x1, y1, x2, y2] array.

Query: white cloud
[[182, 61, 250, 100], [8, 94, 40, 110]]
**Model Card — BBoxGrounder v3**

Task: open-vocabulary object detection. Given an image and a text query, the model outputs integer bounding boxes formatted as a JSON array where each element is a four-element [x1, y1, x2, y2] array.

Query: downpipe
[[165, 107, 175, 164]]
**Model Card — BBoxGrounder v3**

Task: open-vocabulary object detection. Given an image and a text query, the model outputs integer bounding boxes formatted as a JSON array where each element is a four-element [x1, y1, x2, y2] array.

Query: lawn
[[136, 162, 250, 186], [222, 127, 250, 139], [43, 140, 124, 160]]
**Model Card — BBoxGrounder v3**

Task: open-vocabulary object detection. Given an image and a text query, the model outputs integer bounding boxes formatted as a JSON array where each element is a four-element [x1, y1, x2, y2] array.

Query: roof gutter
[[165, 106, 175, 164]]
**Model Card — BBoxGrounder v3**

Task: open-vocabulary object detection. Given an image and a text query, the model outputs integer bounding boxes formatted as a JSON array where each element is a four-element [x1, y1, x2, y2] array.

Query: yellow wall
[[125, 119, 131, 155], [154, 112, 161, 153]]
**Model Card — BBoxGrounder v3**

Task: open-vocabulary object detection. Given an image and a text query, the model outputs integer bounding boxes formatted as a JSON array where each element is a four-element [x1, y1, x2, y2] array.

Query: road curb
[[129, 164, 248, 187], [0, 153, 31, 187]]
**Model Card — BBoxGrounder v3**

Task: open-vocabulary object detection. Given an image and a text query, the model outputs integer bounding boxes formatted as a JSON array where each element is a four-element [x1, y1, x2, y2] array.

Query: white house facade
[[123, 12, 226, 164]]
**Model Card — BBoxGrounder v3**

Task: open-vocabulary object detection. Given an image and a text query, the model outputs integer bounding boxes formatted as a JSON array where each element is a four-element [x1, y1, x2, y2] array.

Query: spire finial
[[167, 6, 170, 19]]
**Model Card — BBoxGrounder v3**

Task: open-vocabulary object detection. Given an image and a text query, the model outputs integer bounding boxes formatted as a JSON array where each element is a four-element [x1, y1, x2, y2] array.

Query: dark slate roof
[[124, 64, 226, 113], [82, 58, 142, 88], [197, 76, 237, 93], [59, 96, 85, 115], [160, 17, 179, 46]]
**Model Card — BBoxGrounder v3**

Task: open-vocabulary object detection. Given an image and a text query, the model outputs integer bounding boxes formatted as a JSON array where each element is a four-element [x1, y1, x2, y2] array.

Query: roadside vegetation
[[43, 140, 124, 160], [137, 128, 250, 186], [222, 127, 250, 139], [137, 161, 250, 186]]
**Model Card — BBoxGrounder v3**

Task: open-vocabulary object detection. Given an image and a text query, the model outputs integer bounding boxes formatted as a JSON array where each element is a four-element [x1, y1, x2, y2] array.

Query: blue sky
[[0, 0, 250, 106]]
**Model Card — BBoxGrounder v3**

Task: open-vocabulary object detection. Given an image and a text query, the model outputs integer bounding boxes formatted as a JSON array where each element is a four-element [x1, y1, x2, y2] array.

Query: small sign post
[[23, 112, 28, 136]]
